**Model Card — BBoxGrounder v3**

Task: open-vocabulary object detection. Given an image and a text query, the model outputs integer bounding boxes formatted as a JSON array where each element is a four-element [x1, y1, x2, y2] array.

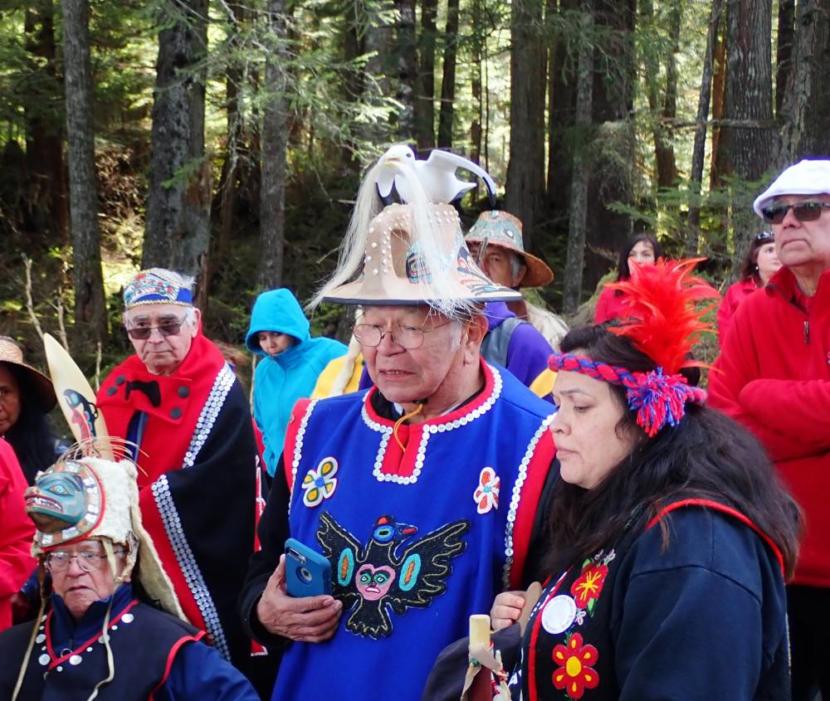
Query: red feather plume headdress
[[548, 258, 719, 437], [605, 257, 719, 373]]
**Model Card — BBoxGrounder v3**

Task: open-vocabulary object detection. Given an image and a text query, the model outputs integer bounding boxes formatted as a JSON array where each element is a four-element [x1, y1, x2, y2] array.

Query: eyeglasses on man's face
[[46, 547, 126, 572], [125, 315, 187, 340], [761, 201, 830, 224], [353, 320, 453, 350]]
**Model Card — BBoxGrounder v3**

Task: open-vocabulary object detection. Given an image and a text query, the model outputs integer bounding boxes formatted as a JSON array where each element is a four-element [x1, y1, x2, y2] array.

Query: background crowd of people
[[0, 152, 827, 700]]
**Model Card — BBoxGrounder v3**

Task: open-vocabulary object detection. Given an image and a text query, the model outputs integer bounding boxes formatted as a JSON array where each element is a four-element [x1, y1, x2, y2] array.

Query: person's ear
[[190, 308, 202, 336], [463, 315, 489, 364]]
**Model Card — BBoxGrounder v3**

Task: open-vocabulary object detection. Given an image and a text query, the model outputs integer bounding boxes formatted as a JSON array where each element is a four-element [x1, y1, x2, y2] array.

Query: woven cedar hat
[[465, 210, 554, 288], [321, 203, 522, 308], [0, 337, 57, 413]]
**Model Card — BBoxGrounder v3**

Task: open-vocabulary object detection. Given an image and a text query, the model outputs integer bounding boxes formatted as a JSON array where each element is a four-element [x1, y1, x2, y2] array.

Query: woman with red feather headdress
[[479, 260, 801, 700]]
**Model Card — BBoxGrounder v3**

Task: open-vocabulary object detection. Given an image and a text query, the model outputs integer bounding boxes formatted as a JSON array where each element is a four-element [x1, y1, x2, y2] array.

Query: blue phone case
[[285, 538, 332, 597]]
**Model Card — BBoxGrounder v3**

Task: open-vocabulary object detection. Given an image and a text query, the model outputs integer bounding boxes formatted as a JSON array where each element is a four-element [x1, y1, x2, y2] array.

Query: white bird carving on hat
[[375, 144, 497, 206]]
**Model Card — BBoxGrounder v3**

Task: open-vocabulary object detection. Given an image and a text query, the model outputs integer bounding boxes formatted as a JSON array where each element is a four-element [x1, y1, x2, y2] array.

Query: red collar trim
[[646, 498, 785, 576], [363, 358, 497, 428], [46, 598, 140, 669]]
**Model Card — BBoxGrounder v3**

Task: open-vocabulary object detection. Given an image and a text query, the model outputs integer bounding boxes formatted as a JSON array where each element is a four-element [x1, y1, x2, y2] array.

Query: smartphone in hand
[[284, 538, 332, 597]]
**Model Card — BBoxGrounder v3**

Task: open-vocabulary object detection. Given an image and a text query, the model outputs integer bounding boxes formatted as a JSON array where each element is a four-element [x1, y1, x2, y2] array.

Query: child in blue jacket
[[245, 289, 347, 476]]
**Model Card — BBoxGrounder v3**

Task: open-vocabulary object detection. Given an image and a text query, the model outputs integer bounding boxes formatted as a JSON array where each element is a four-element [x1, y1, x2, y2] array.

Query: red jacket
[[717, 278, 759, 341], [708, 266, 830, 586], [0, 438, 34, 632]]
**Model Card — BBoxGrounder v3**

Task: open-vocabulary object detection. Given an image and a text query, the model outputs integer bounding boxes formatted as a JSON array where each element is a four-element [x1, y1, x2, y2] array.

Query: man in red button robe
[[96, 268, 269, 693]]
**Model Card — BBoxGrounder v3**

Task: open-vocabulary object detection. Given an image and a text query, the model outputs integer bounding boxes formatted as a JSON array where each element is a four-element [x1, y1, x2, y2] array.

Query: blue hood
[[245, 288, 310, 355]]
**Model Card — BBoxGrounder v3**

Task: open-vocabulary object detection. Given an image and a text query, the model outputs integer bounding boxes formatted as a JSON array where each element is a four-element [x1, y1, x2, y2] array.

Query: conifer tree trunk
[[719, 0, 775, 261], [61, 0, 107, 345], [709, 13, 727, 189], [775, 0, 795, 118], [687, 0, 724, 253], [437, 0, 460, 148], [563, 5, 593, 313], [258, 0, 288, 290], [505, 0, 546, 246], [395, 0, 417, 140], [25, 0, 67, 245], [144, 0, 210, 282], [778, 0, 830, 162], [414, 0, 437, 149], [469, 0, 484, 163]]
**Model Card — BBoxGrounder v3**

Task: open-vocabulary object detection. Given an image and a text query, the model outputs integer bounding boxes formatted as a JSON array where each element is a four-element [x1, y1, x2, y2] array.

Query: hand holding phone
[[285, 538, 332, 597]]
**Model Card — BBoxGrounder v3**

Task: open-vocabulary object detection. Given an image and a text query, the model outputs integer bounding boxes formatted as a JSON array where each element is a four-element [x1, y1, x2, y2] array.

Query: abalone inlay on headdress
[[25, 460, 103, 550]]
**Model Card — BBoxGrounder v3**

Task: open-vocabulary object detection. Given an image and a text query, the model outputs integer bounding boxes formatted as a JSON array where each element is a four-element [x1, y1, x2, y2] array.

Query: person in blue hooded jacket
[[245, 289, 347, 477]]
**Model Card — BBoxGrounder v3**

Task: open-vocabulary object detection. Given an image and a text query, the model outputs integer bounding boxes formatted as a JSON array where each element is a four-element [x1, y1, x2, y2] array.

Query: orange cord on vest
[[392, 403, 424, 451]]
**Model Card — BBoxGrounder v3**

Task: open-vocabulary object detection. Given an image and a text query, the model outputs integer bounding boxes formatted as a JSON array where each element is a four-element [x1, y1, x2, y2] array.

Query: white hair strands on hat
[[312, 152, 495, 319]]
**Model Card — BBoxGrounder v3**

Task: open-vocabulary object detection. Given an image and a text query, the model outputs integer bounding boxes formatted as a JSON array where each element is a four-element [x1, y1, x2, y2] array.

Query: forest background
[[1, 0, 828, 382]]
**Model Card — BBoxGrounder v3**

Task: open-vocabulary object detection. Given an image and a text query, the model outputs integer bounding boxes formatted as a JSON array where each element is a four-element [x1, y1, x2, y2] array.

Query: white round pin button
[[541, 595, 577, 635]]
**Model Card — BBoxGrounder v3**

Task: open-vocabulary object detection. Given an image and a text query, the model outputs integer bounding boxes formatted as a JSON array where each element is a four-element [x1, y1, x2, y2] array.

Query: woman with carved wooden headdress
[[481, 260, 801, 700], [0, 448, 258, 700]]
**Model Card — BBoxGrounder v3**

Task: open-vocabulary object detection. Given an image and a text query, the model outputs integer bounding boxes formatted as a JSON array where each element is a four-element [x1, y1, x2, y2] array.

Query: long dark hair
[[616, 233, 664, 281], [545, 325, 801, 578], [3, 364, 57, 484], [739, 232, 774, 285]]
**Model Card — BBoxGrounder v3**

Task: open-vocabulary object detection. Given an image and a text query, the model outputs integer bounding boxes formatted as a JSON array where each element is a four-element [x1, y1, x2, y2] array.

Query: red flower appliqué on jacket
[[552, 632, 600, 699], [569, 563, 608, 611]]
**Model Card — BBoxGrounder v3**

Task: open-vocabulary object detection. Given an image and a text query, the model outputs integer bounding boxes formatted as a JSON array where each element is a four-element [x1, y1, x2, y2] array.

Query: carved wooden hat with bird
[[314, 145, 521, 317]]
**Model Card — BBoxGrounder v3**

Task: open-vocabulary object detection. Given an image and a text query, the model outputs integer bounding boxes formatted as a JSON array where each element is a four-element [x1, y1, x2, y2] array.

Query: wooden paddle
[[43, 333, 114, 459]]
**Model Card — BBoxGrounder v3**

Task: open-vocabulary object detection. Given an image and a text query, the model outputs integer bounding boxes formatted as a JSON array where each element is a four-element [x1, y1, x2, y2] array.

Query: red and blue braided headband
[[548, 352, 707, 437]]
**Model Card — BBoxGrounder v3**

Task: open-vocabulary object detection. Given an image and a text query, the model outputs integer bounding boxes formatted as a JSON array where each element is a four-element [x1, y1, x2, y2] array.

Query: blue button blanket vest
[[274, 362, 555, 701], [0, 596, 201, 699]]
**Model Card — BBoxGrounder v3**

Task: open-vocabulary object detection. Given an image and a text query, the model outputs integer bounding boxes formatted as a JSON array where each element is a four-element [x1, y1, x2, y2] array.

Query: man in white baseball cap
[[710, 158, 830, 700]]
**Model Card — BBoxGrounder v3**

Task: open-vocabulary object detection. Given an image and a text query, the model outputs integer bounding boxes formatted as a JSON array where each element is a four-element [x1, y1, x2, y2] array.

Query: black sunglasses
[[760, 201, 830, 224], [753, 231, 774, 243]]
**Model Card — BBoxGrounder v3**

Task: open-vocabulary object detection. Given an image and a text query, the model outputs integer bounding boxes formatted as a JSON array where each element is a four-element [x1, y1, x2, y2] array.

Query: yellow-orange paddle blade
[[43, 333, 113, 459]]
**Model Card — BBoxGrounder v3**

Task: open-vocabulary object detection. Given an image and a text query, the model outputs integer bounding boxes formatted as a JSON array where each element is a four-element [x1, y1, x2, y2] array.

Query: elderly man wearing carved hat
[[94, 269, 268, 693], [709, 158, 830, 701], [240, 152, 557, 701], [466, 210, 568, 351], [0, 449, 258, 699]]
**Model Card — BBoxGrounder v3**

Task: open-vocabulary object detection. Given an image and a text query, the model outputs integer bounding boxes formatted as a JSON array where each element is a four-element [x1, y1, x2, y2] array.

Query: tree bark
[[258, 0, 289, 290], [437, 0, 460, 148], [583, 0, 635, 288], [640, 0, 678, 189], [394, 0, 417, 140], [505, 0, 547, 246], [778, 0, 830, 162], [469, 0, 484, 163], [709, 12, 727, 189], [207, 0, 249, 304], [547, 0, 578, 234], [563, 5, 593, 314], [414, 0, 437, 149], [686, 0, 724, 252], [719, 0, 776, 268], [61, 0, 107, 345], [24, 0, 68, 245], [775, 0, 795, 118], [144, 0, 211, 284]]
